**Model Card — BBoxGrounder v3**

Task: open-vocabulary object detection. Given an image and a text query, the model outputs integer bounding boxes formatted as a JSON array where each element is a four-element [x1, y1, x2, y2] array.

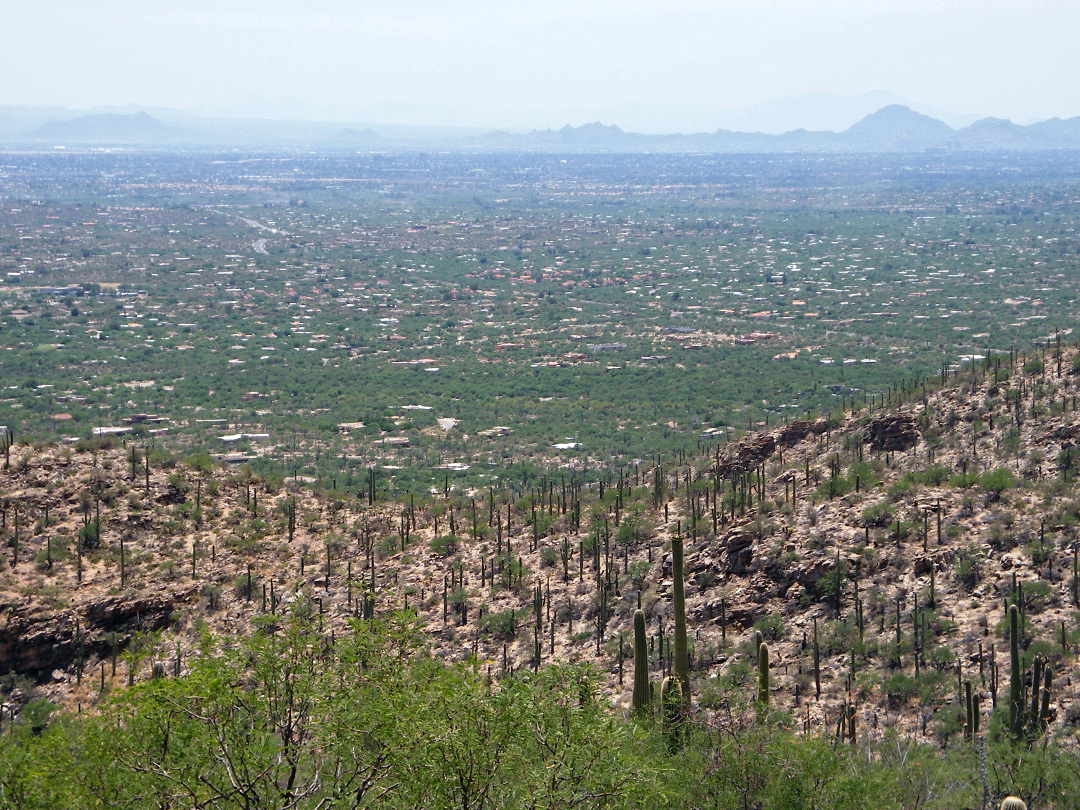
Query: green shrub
[[479, 608, 523, 640], [954, 544, 983, 589], [887, 475, 915, 499], [430, 534, 459, 556], [916, 464, 951, 486], [860, 502, 894, 528], [884, 671, 918, 703], [1025, 538, 1053, 567], [754, 613, 785, 642], [980, 468, 1017, 501], [950, 472, 979, 489], [77, 520, 100, 550]]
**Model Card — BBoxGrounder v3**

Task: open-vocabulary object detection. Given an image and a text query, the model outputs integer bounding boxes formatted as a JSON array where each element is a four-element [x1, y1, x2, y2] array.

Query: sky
[[3, 0, 1079, 132]]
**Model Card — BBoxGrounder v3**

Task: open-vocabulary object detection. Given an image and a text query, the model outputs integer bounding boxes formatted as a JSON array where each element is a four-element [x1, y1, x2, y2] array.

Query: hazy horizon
[[3, 0, 1079, 133]]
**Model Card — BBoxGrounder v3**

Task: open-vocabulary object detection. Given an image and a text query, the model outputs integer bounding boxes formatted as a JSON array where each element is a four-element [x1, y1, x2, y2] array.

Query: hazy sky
[[3, 0, 1078, 129]]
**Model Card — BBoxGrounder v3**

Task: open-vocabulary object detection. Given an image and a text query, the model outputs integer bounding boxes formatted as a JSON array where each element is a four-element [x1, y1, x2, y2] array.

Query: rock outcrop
[[776, 418, 828, 448], [717, 435, 776, 476], [864, 413, 919, 452], [0, 590, 187, 680]]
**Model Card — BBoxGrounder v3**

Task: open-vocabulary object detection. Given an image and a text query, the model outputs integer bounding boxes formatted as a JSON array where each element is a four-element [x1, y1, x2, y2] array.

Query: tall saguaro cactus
[[631, 609, 650, 716], [671, 536, 691, 711], [1008, 604, 1024, 737], [757, 641, 770, 707]]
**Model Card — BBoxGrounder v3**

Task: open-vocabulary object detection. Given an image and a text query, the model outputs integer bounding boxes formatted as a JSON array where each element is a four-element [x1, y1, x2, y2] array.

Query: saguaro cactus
[[1028, 656, 1043, 732], [671, 536, 691, 710], [964, 680, 974, 741], [757, 641, 770, 707], [1036, 664, 1052, 733], [813, 616, 821, 698], [660, 675, 683, 751], [1008, 604, 1024, 737], [1000, 798, 1027, 810], [632, 609, 650, 716]]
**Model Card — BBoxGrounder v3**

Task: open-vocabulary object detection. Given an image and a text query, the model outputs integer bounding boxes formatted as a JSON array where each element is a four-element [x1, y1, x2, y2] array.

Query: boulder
[[718, 531, 754, 574]]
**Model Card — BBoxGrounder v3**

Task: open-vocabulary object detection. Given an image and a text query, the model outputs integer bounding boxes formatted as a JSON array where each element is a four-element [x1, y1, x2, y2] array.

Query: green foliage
[[915, 464, 951, 486], [815, 460, 880, 500], [76, 520, 100, 551], [478, 607, 524, 640], [818, 616, 858, 656], [754, 613, 786, 642], [890, 464, 952, 496], [954, 544, 983, 590], [980, 468, 1018, 501], [883, 671, 919, 703], [429, 533, 460, 556], [0, 609, 661, 808], [1018, 580, 1051, 614], [16, 699, 57, 736], [802, 557, 849, 606], [615, 511, 652, 546], [377, 533, 400, 558], [1024, 537, 1052, 567], [185, 451, 214, 475], [628, 559, 652, 591], [860, 502, 895, 528], [0, 604, 1076, 810], [950, 471, 980, 489]]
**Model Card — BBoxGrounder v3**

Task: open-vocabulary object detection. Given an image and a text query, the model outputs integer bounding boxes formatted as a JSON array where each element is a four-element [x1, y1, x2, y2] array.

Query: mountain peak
[[843, 105, 953, 149], [28, 111, 178, 144], [558, 121, 624, 137]]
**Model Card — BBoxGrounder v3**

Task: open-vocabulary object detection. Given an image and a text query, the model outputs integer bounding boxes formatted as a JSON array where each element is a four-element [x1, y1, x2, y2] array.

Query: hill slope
[[1, 346, 1079, 747]]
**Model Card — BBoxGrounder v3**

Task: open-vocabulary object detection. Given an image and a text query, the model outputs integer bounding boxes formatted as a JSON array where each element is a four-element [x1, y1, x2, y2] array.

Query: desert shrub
[[883, 671, 918, 703], [479, 608, 524, 640], [1025, 537, 1053, 567], [954, 544, 983, 589], [753, 613, 785, 642], [979, 468, 1017, 503], [860, 502, 894, 527], [430, 534, 460, 556], [77, 520, 100, 550]]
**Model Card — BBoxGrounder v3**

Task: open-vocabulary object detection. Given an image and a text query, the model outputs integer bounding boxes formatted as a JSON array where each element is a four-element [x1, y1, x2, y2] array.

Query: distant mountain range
[[3, 104, 1080, 152], [490, 106, 1080, 152]]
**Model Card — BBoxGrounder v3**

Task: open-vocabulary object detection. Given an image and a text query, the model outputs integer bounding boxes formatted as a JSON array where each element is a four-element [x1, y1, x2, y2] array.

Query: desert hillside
[[2, 346, 1079, 747]]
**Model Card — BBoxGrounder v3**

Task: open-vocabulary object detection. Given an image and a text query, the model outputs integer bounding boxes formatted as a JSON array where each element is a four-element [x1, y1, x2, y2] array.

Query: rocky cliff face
[[864, 413, 920, 452], [0, 592, 185, 679]]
